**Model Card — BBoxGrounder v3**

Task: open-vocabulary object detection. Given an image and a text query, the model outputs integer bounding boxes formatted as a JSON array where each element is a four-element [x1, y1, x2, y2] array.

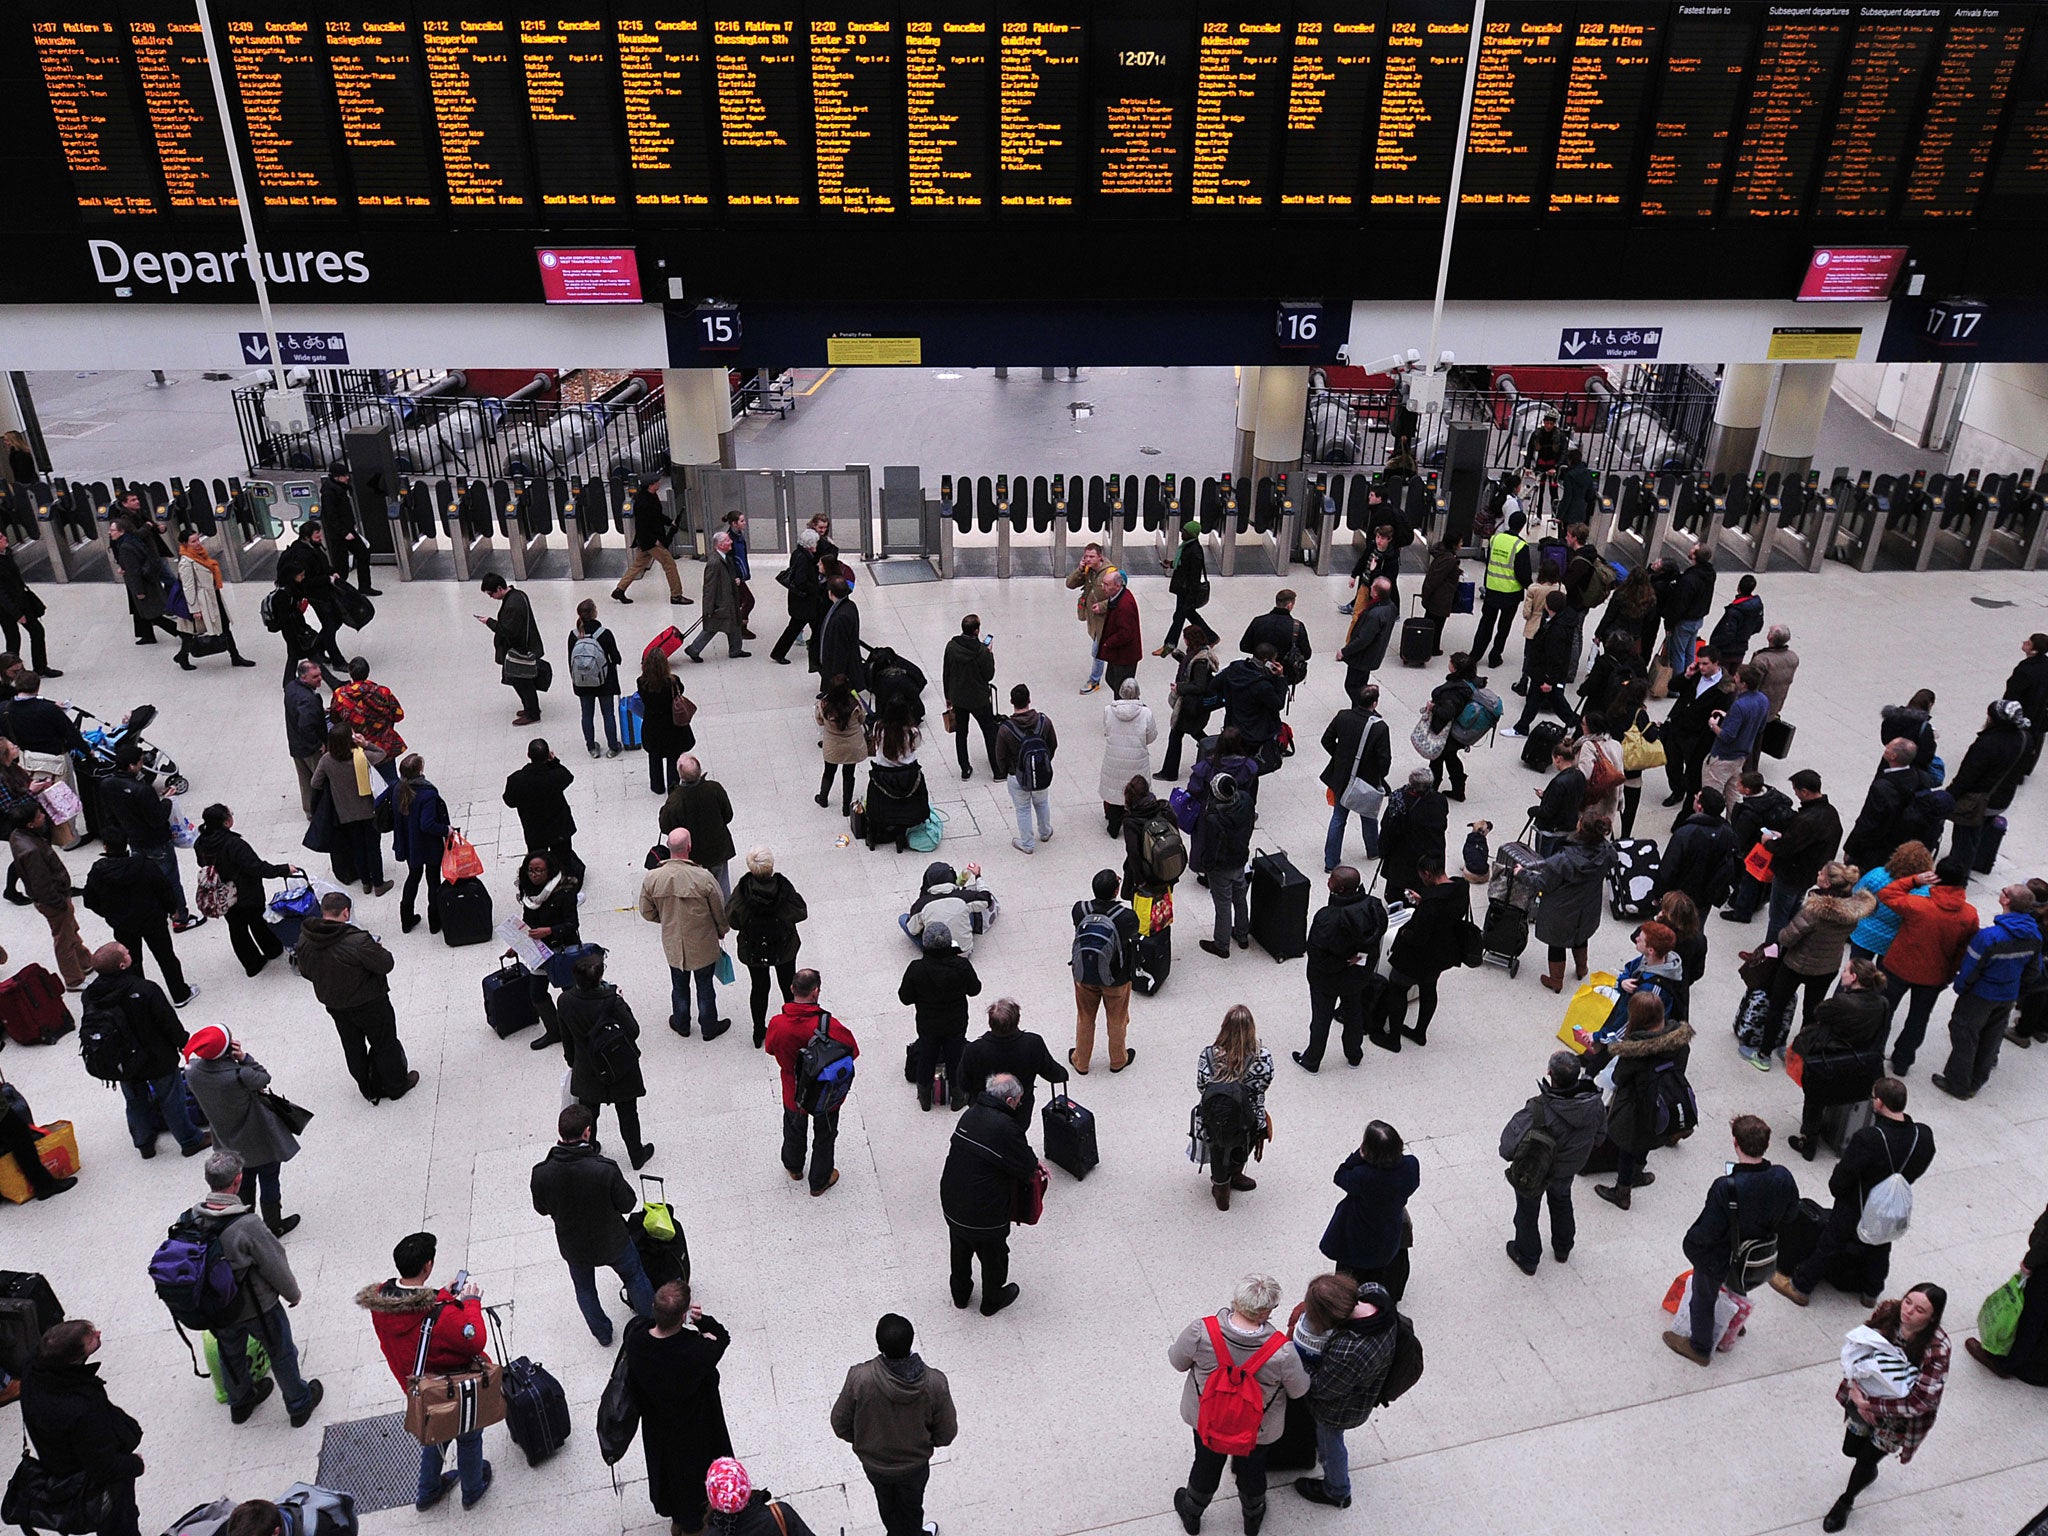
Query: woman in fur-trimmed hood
[[1759, 863, 1877, 1060]]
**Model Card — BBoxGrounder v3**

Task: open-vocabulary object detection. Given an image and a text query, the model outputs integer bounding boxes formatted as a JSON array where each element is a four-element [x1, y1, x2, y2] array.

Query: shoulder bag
[[3, 1432, 111, 1535], [404, 1303, 506, 1446], [671, 685, 698, 728], [1338, 715, 1386, 818], [257, 1089, 315, 1136]]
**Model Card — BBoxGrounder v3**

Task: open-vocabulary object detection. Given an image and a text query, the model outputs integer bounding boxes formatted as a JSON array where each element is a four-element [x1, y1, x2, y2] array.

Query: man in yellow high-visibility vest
[[1471, 510, 1533, 669]]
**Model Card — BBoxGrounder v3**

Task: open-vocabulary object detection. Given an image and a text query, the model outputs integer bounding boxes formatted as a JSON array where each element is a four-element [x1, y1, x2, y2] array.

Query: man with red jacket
[[1094, 571, 1144, 697], [764, 968, 860, 1197], [1878, 860, 1981, 1075], [356, 1231, 493, 1513]]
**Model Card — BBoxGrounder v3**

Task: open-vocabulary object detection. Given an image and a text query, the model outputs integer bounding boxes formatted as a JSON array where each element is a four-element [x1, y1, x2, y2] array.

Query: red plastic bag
[[441, 830, 484, 884]]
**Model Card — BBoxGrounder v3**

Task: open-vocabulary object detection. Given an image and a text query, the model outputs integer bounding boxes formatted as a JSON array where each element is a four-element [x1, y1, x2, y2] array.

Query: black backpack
[[78, 997, 144, 1083], [1008, 718, 1054, 791], [1196, 1076, 1254, 1166], [1649, 1060, 1698, 1143], [1502, 1098, 1559, 1196], [581, 1003, 637, 1090], [1378, 1314, 1425, 1404]]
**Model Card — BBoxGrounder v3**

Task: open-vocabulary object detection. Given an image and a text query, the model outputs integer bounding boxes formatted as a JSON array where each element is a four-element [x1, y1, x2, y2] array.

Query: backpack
[[260, 588, 289, 632], [1581, 556, 1619, 606], [1071, 909, 1126, 988], [150, 1212, 245, 1331], [1502, 1098, 1559, 1196], [1138, 813, 1188, 886], [1194, 1315, 1291, 1456], [568, 629, 610, 690], [1007, 718, 1054, 791], [1648, 1059, 1698, 1143], [1857, 1126, 1920, 1244], [1378, 1314, 1425, 1404], [78, 997, 145, 1083], [1281, 630, 1309, 687], [793, 1011, 857, 1114], [1450, 686, 1504, 746], [582, 1005, 637, 1090], [1727, 1180, 1779, 1294], [1195, 1075, 1254, 1166]]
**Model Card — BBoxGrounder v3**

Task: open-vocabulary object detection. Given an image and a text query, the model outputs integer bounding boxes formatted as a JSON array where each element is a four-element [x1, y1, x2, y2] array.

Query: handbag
[[534, 658, 554, 693], [1620, 721, 1666, 772], [595, 1329, 640, 1466], [3, 1438, 112, 1535], [906, 808, 945, 852], [1011, 1161, 1049, 1226], [373, 784, 395, 835], [404, 1304, 507, 1446], [1743, 842, 1774, 883], [441, 830, 484, 884], [1338, 714, 1386, 817], [714, 949, 735, 985], [194, 865, 238, 919], [500, 648, 541, 682], [671, 687, 698, 728], [943, 703, 957, 734], [1410, 712, 1449, 763], [1737, 948, 1779, 991], [258, 1089, 315, 1136], [1168, 787, 1199, 832]]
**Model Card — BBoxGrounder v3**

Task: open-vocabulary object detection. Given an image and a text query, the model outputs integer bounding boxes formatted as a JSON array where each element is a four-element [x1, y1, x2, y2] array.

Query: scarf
[[521, 872, 563, 913]]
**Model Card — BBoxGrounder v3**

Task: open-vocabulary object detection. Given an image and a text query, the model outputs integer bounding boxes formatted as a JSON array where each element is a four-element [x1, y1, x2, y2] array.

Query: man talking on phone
[[1663, 1114, 1799, 1367], [358, 1231, 495, 1513]]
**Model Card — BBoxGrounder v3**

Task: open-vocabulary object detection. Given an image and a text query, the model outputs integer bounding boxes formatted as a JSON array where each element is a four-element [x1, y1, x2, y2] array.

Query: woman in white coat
[[1099, 679, 1159, 837]]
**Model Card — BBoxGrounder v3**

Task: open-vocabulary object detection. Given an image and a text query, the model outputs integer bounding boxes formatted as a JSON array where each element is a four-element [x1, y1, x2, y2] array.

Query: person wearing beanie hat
[[1948, 699, 2031, 873], [1763, 770, 1842, 943], [898, 920, 982, 1112], [703, 1455, 819, 1534], [1156, 516, 1210, 656], [317, 456, 378, 596], [180, 1029, 303, 1236]]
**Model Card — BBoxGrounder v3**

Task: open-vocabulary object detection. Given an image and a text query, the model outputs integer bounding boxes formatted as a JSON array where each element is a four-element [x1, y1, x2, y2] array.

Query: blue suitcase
[[484, 958, 537, 1037]]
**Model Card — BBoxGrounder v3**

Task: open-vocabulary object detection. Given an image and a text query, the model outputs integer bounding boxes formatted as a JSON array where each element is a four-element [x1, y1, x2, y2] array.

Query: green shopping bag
[[201, 1330, 274, 1404], [1978, 1273, 2027, 1357], [714, 949, 735, 985]]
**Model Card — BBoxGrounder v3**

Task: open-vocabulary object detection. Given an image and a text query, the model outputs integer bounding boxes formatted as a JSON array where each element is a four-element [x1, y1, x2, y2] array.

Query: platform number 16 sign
[[1276, 301, 1323, 349]]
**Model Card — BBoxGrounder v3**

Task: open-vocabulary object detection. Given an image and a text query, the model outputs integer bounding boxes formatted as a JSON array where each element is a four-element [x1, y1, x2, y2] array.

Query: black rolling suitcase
[[1041, 1092, 1099, 1180], [483, 958, 537, 1037], [1821, 1097, 1874, 1154], [1399, 605, 1434, 667], [1521, 719, 1567, 770], [627, 1175, 690, 1292], [1973, 814, 2007, 874], [1132, 926, 1172, 996], [0, 1270, 62, 1375], [442, 876, 493, 947], [501, 1354, 571, 1465], [1249, 848, 1311, 961]]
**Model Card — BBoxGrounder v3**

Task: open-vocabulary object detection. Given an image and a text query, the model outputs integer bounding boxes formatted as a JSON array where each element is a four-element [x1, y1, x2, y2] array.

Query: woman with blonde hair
[[1754, 861, 1875, 1069], [1195, 1005, 1273, 1210]]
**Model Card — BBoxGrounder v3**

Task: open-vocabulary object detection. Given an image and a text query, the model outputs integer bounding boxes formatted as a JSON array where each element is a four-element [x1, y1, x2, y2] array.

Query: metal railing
[[233, 380, 671, 484], [1306, 371, 1720, 475]]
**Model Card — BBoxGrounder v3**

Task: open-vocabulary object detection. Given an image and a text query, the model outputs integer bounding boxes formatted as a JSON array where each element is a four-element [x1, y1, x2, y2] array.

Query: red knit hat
[[184, 1024, 230, 1060], [704, 1457, 751, 1514]]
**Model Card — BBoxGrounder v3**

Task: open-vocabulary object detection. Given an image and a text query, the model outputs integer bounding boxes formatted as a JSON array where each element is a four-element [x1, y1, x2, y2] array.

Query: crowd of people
[[1, 483, 2045, 1536]]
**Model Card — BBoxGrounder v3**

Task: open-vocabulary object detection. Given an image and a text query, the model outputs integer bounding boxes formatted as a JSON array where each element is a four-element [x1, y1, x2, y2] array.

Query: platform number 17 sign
[[1924, 300, 1985, 346]]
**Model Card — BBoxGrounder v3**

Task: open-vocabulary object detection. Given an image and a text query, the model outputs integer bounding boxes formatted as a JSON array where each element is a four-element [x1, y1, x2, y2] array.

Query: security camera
[[1437, 350, 1456, 367], [1362, 354, 1411, 375]]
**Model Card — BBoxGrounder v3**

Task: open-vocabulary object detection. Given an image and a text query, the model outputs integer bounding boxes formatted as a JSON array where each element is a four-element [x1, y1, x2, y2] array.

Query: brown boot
[[1212, 1182, 1231, 1211], [1573, 946, 1590, 981], [1541, 961, 1565, 994]]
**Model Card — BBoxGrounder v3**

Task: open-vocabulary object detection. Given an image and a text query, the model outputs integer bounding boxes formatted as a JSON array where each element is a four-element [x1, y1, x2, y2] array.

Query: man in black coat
[[1843, 739, 1926, 871], [1320, 683, 1391, 871], [80, 942, 209, 1158], [898, 924, 983, 1111], [1238, 590, 1311, 677], [1661, 650, 1735, 806], [98, 742, 199, 931], [939, 1074, 1040, 1316], [773, 533, 823, 667], [610, 478, 689, 606], [1948, 699, 2031, 873], [0, 670, 90, 758], [1772, 1077, 1935, 1308], [1295, 866, 1388, 1072], [529, 1103, 656, 1344], [1764, 770, 1843, 940], [1654, 788, 1736, 913], [816, 577, 865, 688], [481, 572, 544, 724], [1378, 768, 1448, 902], [2004, 632, 2048, 782], [942, 615, 1001, 778], [959, 999, 1068, 1127], [283, 659, 328, 816], [20, 1320, 146, 1536], [275, 522, 346, 663], [658, 756, 736, 898], [319, 460, 379, 595], [1665, 1114, 1799, 1365], [1338, 580, 1397, 697], [1721, 771, 1793, 922], [1217, 646, 1289, 755], [0, 528, 56, 677], [81, 832, 193, 1005], [503, 738, 582, 882], [1661, 542, 1718, 676]]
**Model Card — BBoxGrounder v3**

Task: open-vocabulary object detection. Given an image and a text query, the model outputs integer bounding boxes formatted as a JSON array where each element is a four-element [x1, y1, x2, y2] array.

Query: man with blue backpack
[[154, 1149, 324, 1429], [994, 684, 1059, 854], [1070, 869, 1143, 1074], [764, 968, 860, 1197]]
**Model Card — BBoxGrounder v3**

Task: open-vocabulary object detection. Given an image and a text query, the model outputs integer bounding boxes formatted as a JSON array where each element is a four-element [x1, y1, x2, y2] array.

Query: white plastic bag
[[1676, 1275, 1747, 1352], [1841, 1324, 1916, 1399], [1856, 1126, 1921, 1244]]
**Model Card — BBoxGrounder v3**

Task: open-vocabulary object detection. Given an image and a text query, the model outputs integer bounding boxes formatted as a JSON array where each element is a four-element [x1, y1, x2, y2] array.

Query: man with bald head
[[658, 753, 736, 899], [638, 826, 731, 1038]]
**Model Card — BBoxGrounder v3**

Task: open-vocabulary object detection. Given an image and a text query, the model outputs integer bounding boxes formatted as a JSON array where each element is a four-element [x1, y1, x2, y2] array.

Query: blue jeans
[[417, 1429, 487, 1505], [1007, 778, 1053, 848], [1324, 800, 1380, 872], [1087, 636, 1104, 686], [1317, 1420, 1352, 1499], [1765, 877, 1804, 943], [566, 1238, 655, 1342], [1667, 617, 1703, 676], [669, 962, 719, 1031], [579, 694, 620, 751], [120, 1072, 205, 1153], [215, 1302, 313, 1415], [143, 843, 188, 916]]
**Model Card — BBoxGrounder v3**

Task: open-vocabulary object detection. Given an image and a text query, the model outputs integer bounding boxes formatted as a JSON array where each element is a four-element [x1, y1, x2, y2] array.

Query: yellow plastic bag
[[1556, 972, 1621, 1052]]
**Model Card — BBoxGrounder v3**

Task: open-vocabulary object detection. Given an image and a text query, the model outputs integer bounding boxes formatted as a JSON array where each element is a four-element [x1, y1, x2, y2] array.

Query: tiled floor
[[2, 548, 2045, 1536]]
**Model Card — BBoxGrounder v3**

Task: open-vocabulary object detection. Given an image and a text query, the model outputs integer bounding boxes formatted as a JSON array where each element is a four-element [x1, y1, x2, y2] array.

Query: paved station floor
[[2, 548, 2046, 1536]]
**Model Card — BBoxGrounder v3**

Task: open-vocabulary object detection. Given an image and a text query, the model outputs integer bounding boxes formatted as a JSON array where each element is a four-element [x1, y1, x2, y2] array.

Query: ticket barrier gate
[[222, 475, 301, 583], [1655, 473, 1711, 563], [1971, 470, 2048, 571], [1592, 473, 1664, 567], [38, 479, 117, 582], [0, 481, 56, 582], [1832, 471, 1933, 572]]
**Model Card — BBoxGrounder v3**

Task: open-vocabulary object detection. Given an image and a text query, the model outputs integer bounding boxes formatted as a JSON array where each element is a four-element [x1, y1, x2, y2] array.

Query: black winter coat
[[559, 981, 646, 1101], [20, 1359, 143, 1486], [1320, 708, 1390, 794], [2005, 653, 2048, 732], [959, 1031, 1068, 1125], [192, 825, 291, 916], [1307, 888, 1387, 982], [1671, 558, 1717, 622], [1844, 765, 1925, 868], [1953, 720, 2028, 814], [1239, 609, 1310, 663], [940, 1093, 1040, 1233], [0, 548, 46, 623], [1789, 988, 1889, 1107], [1217, 658, 1287, 743], [818, 597, 865, 687], [1605, 1021, 1696, 1154], [98, 771, 174, 852], [729, 871, 807, 967], [282, 679, 328, 759], [898, 950, 983, 1039], [530, 1140, 636, 1263], [623, 1314, 734, 1521], [81, 849, 177, 933], [941, 634, 996, 713], [1830, 1116, 1936, 1221], [1388, 879, 1470, 977], [1773, 796, 1844, 894], [1655, 812, 1735, 908], [80, 969, 187, 1079], [503, 759, 577, 851], [637, 677, 697, 762], [518, 879, 581, 950], [1378, 785, 1448, 899]]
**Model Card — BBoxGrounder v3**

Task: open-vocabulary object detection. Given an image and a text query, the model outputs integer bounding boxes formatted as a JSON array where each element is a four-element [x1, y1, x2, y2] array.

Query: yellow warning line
[[800, 368, 837, 396]]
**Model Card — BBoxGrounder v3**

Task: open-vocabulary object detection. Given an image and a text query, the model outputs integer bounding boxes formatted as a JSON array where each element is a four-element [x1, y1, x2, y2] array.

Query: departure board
[[1093, 18, 1188, 205], [616, 16, 714, 207], [810, 15, 899, 214], [1988, 23, 2048, 215], [998, 18, 1083, 207], [1190, 15, 1287, 210], [1902, 12, 2026, 217], [714, 14, 809, 210], [905, 17, 991, 211], [1814, 6, 1940, 218], [29, 12, 160, 216], [1462, 15, 1569, 208], [1728, 7, 1849, 217], [1279, 10, 1376, 209], [421, 15, 533, 207], [1373, 0, 1471, 208], [324, 17, 438, 209], [1550, 12, 1663, 212], [223, 16, 340, 210], [129, 16, 239, 209], [519, 15, 622, 209], [1642, 9, 1756, 216]]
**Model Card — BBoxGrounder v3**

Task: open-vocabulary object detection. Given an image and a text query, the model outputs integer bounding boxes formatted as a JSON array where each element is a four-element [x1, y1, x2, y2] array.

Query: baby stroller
[[1482, 841, 1543, 977], [858, 762, 931, 851], [71, 703, 189, 795]]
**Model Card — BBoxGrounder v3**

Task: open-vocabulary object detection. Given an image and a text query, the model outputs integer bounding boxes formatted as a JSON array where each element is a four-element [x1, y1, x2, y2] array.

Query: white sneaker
[[1501, 727, 1524, 738], [923, 1524, 939, 1536], [175, 984, 201, 1009]]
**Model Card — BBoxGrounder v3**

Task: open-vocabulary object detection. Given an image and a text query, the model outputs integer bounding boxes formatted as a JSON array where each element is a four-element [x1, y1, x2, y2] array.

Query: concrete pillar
[[664, 367, 734, 547], [1705, 363, 1770, 481], [1251, 364, 1309, 480], [1232, 366, 1260, 484], [1757, 363, 1835, 480]]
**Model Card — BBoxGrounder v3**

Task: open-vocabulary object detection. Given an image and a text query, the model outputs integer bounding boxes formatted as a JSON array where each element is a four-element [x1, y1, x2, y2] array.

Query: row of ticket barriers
[[4, 460, 2044, 589]]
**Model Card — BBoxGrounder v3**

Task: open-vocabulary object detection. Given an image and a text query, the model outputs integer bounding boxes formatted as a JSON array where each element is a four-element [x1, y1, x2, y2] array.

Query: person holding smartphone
[[359, 1231, 493, 1513]]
